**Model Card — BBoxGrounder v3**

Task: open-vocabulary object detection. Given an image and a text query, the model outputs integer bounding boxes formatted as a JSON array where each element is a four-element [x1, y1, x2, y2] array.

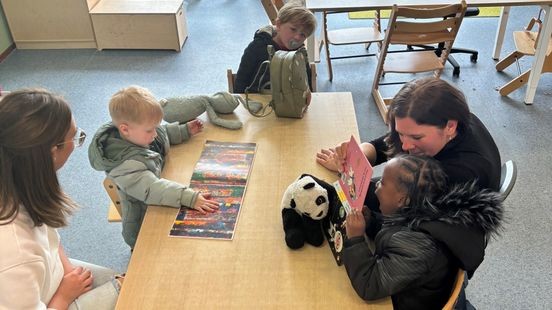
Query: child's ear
[[275, 19, 282, 30], [118, 123, 129, 136], [399, 195, 410, 207]]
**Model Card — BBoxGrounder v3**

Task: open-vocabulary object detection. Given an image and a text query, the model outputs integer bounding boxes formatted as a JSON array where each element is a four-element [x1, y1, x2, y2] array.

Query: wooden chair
[[103, 177, 122, 222], [495, 10, 552, 96], [322, 10, 384, 81], [442, 268, 466, 310], [372, 1, 467, 123], [227, 63, 317, 93], [261, 0, 284, 25]]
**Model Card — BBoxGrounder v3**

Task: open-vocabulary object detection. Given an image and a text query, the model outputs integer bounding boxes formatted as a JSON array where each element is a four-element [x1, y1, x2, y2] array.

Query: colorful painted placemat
[[349, 7, 501, 19], [169, 140, 256, 240]]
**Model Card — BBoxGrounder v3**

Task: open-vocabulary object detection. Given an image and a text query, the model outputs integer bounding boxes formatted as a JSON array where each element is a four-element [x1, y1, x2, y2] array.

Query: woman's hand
[[48, 266, 93, 309], [345, 209, 366, 238], [192, 192, 220, 214]]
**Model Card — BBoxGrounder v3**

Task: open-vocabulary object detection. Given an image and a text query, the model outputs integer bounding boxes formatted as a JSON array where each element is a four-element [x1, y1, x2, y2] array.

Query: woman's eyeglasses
[[56, 127, 87, 147]]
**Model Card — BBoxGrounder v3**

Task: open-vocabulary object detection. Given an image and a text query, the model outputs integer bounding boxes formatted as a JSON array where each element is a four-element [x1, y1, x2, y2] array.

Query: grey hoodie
[[88, 122, 198, 248]]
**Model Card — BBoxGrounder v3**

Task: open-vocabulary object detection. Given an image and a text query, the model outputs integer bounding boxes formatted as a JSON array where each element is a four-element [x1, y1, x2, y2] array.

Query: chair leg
[[447, 55, 461, 77], [371, 88, 392, 124], [325, 40, 333, 82], [499, 69, 531, 96], [496, 51, 525, 72]]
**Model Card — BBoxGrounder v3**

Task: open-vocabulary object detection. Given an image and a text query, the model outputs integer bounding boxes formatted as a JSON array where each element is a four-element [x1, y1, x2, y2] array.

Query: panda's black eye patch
[[316, 196, 327, 205], [290, 199, 296, 209], [303, 182, 315, 190]]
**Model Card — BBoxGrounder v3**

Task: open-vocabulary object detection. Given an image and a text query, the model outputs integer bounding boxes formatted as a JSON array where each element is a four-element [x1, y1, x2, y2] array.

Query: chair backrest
[[103, 177, 122, 222], [499, 160, 517, 201], [261, 0, 285, 25], [442, 269, 465, 310], [385, 2, 466, 47]]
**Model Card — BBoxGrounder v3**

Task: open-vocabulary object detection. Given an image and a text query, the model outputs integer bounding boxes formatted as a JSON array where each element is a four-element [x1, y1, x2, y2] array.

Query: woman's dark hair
[[0, 89, 76, 227], [385, 77, 471, 156], [392, 154, 447, 209]]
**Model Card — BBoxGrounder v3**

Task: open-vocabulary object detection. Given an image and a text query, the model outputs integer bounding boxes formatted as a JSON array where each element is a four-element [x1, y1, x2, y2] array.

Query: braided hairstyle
[[391, 154, 447, 208]]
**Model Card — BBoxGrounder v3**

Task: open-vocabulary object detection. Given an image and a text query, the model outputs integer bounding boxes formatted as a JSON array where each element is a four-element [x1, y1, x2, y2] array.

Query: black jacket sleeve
[[342, 229, 439, 301], [369, 133, 391, 166], [235, 40, 270, 93]]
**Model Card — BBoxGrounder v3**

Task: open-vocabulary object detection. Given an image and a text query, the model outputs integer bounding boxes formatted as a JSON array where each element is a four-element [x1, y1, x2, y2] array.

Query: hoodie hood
[[88, 122, 166, 172], [254, 25, 278, 46], [386, 182, 504, 276]]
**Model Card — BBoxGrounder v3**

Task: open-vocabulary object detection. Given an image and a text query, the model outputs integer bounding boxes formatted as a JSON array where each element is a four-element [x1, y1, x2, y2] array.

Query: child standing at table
[[343, 154, 503, 309], [88, 86, 219, 249], [234, 1, 317, 93]]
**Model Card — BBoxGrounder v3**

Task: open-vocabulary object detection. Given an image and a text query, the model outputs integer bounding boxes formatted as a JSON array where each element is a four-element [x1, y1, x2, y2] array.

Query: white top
[[0, 206, 64, 309]]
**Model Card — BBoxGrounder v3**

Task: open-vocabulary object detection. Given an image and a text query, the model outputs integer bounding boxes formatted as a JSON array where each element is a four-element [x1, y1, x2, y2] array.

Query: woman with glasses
[[0, 89, 120, 309]]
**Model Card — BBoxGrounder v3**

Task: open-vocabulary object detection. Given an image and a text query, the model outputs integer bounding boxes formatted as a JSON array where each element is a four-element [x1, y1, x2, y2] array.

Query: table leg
[[493, 6, 511, 60], [525, 5, 552, 104]]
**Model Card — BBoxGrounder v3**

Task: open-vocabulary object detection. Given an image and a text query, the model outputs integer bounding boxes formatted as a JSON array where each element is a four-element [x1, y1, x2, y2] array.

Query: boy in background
[[89, 86, 219, 248], [234, 2, 316, 93]]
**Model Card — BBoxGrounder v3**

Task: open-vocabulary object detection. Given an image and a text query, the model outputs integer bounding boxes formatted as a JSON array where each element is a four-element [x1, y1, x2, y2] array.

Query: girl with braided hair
[[343, 154, 503, 309]]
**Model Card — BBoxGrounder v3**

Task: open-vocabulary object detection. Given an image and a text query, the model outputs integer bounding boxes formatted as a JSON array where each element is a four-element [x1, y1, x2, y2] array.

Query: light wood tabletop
[[115, 92, 392, 309]]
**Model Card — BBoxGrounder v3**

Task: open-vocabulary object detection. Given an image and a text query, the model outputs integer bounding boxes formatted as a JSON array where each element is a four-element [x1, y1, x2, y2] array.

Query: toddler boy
[[89, 86, 219, 248]]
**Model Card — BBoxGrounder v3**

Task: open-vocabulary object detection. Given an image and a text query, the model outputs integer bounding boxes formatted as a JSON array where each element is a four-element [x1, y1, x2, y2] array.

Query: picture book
[[323, 136, 373, 265], [337, 135, 373, 214], [169, 141, 256, 240]]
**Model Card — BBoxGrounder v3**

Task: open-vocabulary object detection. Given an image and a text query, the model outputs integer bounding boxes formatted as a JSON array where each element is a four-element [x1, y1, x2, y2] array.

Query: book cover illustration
[[169, 141, 256, 240], [323, 136, 373, 265], [338, 136, 373, 214]]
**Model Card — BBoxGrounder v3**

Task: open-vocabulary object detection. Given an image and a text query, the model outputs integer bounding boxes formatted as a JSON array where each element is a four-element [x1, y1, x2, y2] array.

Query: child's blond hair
[[277, 2, 317, 37], [109, 86, 163, 125]]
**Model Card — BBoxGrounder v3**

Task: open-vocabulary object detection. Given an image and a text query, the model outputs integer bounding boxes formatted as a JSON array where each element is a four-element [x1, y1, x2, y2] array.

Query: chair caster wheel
[[453, 68, 460, 77]]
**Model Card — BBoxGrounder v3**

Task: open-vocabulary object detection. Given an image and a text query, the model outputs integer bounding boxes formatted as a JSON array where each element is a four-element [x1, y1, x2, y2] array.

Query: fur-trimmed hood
[[385, 182, 504, 276]]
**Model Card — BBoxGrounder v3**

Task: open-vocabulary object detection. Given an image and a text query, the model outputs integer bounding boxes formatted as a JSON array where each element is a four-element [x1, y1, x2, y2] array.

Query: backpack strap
[[244, 46, 276, 117]]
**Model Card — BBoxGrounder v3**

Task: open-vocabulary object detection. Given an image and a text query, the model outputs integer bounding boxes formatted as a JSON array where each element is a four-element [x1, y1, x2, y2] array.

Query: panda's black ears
[[299, 174, 316, 190], [307, 174, 337, 203]]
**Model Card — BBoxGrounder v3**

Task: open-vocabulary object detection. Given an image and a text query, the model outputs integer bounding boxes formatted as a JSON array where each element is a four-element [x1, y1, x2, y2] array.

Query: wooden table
[[306, 0, 552, 105], [115, 93, 392, 309]]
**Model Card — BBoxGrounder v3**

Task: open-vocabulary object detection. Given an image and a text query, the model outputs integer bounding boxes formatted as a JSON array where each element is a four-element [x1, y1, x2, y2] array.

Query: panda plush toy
[[281, 174, 336, 249]]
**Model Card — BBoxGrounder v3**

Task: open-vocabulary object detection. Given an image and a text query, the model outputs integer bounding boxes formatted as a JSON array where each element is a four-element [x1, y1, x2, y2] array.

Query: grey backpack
[[245, 45, 309, 119]]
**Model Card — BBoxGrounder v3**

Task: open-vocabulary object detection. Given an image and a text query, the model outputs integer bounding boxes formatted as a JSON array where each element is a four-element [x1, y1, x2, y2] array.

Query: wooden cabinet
[[90, 0, 188, 51], [0, 0, 97, 49]]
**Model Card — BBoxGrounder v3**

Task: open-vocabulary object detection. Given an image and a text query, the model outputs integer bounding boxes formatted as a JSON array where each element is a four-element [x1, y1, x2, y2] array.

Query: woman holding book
[[316, 77, 501, 230]]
